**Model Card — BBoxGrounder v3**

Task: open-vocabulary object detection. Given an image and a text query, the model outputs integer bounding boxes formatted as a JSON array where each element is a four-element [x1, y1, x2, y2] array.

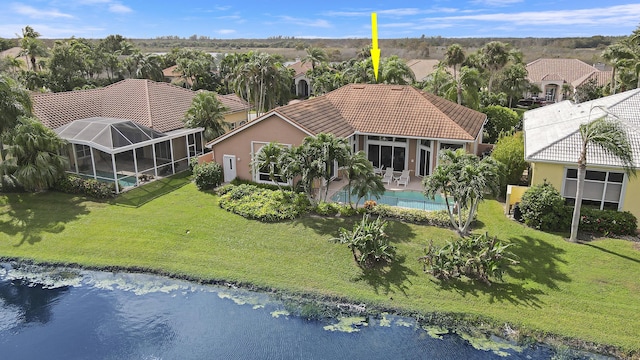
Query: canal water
[[0, 263, 556, 359]]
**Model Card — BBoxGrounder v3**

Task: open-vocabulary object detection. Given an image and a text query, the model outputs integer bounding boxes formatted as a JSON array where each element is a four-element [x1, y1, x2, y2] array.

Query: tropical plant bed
[[0, 183, 638, 358]]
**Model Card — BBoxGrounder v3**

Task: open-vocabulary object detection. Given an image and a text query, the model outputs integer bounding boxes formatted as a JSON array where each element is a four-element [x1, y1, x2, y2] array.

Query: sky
[[1, 0, 640, 39]]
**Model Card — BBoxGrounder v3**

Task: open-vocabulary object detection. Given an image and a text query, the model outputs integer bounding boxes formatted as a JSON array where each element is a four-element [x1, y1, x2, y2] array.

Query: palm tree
[[351, 170, 385, 208], [303, 47, 328, 70], [569, 112, 635, 242], [0, 75, 32, 162], [253, 142, 284, 190], [602, 43, 630, 95], [18, 26, 47, 72], [182, 91, 229, 142], [135, 54, 164, 82], [313, 133, 350, 202], [480, 41, 510, 94], [423, 149, 502, 236], [343, 151, 372, 207], [443, 66, 483, 110], [1, 117, 68, 192], [444, 44, 466, 104], [343, 59, 375, 84], [380, 56, 415, 85], [421, 62, 454, 97], [500, 63, 529, 108]]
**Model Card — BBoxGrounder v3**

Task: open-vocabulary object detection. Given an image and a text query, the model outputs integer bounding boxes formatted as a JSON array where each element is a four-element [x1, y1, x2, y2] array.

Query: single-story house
[[32, 79, 250, 192], [405, 59, 446, 82], [286, 61, 313, 98], [524, 88, 640, 219], [206, 83, 487, 184], [526, 58, 612, 103]]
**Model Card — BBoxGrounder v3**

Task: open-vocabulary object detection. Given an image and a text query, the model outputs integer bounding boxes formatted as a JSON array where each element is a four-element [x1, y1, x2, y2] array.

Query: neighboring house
[[207, 84, 487, 184], [523, 88, 640, 220], [405, 59, 444, 82], [526, 58, 612, 103], [162, 65, 185, 85], [286, 61, 313, 98], [32, 79, 249, 193]]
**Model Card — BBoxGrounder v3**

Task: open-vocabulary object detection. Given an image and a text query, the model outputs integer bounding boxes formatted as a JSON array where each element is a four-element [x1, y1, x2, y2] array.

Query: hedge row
[[217, 184, 311, 222], [53, 174, 115, 199]]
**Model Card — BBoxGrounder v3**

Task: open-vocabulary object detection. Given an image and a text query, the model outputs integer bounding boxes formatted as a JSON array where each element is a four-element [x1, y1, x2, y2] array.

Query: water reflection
[[0, 263, 557, 360]]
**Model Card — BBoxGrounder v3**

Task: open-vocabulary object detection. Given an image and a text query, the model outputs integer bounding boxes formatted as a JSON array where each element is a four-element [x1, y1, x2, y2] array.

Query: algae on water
[[323, 316, 368, 333]]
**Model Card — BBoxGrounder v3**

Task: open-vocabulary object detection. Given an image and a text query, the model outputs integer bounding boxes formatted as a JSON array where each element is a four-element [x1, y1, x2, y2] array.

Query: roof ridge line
[[144, 80, 154, 129], [418, 90, 476, 140]]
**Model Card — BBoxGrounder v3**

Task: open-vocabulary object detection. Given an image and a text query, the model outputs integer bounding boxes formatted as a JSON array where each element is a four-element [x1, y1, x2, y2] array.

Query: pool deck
[[327, 174, 424, 200]]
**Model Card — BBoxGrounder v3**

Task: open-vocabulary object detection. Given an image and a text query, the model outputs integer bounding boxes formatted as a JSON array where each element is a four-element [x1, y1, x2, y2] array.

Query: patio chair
[[395, 170, 410, 187], [382, 167, 394, 184], [371, 162, 384, 175]]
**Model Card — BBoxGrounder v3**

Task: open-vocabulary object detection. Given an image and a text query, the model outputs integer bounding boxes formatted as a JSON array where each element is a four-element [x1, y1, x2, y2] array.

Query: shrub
[[53, 174, 115, 199], [218, 184, 310, 222], [418, 232, 519, 285], [0, 175, 24, 193], [491, 132, 527, 197], [578, 207, 637, 236], [192, 161, 223, 190], [481, 105, 520, 143], [518, 181, 570, 231], [230, 178, 292, 192], [368, 204, 468, 228], [332, 214, 396, 268], [314, 201, 341, 216]]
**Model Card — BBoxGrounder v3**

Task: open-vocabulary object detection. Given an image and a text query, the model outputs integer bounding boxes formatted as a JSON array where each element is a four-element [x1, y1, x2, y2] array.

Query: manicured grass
[[1, 181, 639, 354]]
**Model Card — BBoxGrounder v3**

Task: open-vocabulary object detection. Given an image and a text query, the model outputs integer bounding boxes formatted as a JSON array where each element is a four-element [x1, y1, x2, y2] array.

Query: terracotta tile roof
[[216, 93, 251, 114], [162, 65, 180, 78], [405, 59, 445, 81], [286, 61, 312, 77], [274, 84, 485, 141], [526, 58, 604, 84], [32, 79, 250, 133], [524, 88, 640, 168], [572, 70, 613, 88]]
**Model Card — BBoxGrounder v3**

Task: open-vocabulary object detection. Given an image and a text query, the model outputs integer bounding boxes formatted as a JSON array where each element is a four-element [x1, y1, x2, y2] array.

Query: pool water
[[80, 171, 137, 188], [331, 188, 449, 211]]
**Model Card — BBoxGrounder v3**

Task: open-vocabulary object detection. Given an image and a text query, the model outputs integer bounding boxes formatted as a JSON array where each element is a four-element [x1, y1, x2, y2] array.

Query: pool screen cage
[[55, 117, 204, 193]]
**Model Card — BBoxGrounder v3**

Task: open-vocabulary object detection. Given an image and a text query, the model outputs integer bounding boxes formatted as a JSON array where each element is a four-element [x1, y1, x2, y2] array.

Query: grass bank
[[0, 178, 639, 356]]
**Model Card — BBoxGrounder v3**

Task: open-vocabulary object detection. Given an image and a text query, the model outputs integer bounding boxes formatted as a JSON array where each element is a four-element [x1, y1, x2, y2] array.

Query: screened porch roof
[[54, 117, 203, 154]]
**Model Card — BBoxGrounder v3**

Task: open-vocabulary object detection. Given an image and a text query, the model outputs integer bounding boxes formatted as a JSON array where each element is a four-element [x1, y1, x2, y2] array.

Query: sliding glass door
[[366, 136, 407, 171]]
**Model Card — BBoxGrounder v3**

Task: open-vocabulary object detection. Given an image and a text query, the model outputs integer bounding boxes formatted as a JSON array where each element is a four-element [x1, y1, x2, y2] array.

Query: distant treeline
[[0, 34, 623, 54], [125, 35, 622, 51]]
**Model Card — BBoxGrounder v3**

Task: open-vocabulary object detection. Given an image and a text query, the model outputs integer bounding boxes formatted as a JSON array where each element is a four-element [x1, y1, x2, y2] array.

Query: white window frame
[[365, 136, 409, 171], [561, 167, 627, 211], [251, 141, 291, 186], [415, 139, 433, 177]]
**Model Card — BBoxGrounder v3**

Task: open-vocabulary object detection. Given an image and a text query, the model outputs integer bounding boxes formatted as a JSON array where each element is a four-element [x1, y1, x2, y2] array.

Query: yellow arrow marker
[[371, 12, 380, 82]]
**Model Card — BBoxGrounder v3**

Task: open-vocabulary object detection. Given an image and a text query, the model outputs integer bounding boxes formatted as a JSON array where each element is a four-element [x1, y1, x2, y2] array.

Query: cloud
[[108, 3, 133, 14], [277, 16, 331, 28], [425, 4, 640, 27], [0, 23, 105, 38], [217, 29, 236, 35], [470, 0, 523, 6], [11, 4, 74, 19], [323, 7, 459, 17]]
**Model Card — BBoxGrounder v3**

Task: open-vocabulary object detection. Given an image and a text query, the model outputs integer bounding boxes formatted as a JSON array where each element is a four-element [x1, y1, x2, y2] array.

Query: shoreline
[[1, 256, 633, 359]]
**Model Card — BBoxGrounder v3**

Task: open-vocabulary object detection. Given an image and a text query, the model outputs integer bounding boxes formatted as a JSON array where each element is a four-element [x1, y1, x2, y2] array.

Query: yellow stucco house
[[523, 88, 640, 220]]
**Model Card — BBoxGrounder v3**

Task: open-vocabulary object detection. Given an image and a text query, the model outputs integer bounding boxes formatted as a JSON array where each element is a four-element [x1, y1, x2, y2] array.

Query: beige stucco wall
[[223, 111, 248, 125], [210, 114, 309, 181]]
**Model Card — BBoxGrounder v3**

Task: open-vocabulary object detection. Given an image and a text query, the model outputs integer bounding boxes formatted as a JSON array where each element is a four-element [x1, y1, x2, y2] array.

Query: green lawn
[[1, 179, 639, 354]]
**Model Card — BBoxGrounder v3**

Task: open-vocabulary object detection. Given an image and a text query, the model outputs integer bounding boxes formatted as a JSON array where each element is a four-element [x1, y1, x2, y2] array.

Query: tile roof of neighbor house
[[32, 79, 250, 133], [211, 84, 486, 146], [526, 58, 611, 88], [286, 61, 313, 77], [162, 65, 180, 78], [524, 88, 640, 168], [405, 59, 444, 82]]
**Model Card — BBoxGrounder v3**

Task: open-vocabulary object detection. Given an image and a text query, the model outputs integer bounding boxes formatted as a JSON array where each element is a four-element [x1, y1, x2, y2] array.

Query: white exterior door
[[222, 155, 236, 182]]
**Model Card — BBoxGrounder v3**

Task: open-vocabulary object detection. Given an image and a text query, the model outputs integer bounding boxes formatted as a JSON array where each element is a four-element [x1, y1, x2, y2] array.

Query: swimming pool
[[331, 188, 449, 211], [80, 171, 137, 188]]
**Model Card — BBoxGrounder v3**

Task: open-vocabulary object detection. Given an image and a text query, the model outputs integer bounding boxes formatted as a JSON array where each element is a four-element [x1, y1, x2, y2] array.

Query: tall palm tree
[[501, 63, 529, 108], [602, 43, 630, 95], [569, 113, 635, 242], [343, 151, 372, 207], [18, 26, 47, 72], [182, 91, 229, 142], [444, 44, 466, 104], [0, 75, 32, 162], [351, 170, 385, 208], [421, 62, 454, 97], [480, 41, 510, 94], [1, 117, 68, 191], [303, 47, 328, 70], [313, 133, 350, 201], [380, 56, 415, 85]]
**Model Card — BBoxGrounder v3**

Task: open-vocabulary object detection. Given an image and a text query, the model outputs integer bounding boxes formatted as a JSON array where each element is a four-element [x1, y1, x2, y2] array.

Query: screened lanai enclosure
[[55, 118, 205, 193]]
